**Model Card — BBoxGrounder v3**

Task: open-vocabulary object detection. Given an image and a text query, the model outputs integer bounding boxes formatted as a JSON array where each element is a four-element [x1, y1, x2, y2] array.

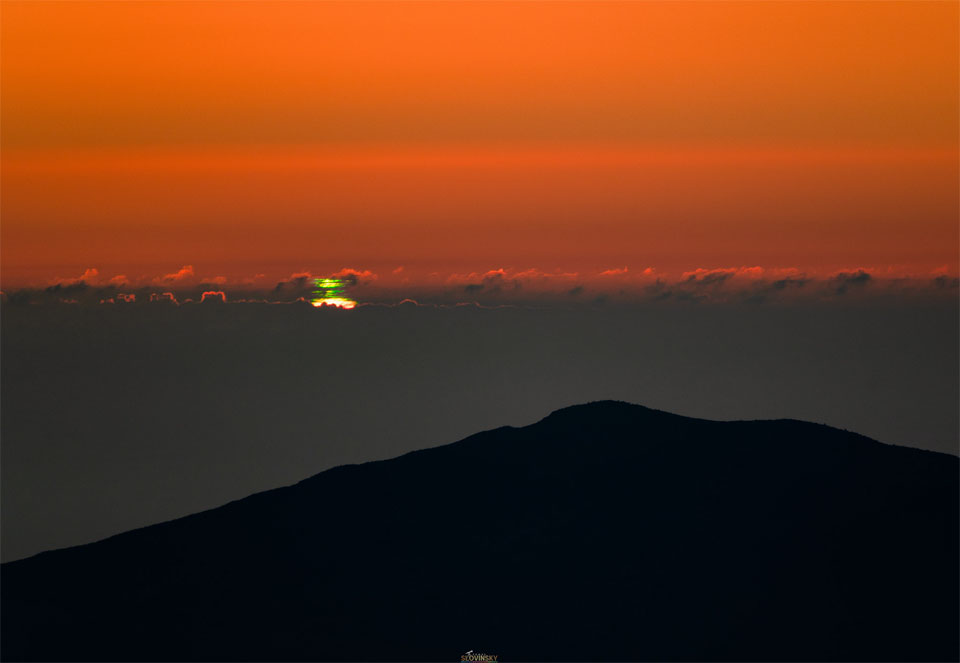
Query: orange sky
[[2, 1, 957, 286]]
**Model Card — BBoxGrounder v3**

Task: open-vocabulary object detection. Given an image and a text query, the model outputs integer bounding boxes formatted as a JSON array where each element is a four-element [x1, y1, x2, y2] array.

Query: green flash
[[311, 277, 357, 309]]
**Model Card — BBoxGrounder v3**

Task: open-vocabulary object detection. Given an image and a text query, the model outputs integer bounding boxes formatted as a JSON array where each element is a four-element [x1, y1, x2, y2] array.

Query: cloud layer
[[3, 265, 957, 308]]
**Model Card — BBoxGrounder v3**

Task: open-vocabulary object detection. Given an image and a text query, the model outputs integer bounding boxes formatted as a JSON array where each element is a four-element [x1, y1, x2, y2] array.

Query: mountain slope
[[2, 401, 957, 661]]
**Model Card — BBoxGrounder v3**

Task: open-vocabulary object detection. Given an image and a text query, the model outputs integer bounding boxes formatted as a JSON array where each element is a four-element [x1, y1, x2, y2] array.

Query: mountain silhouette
[[2, 401, 957, 661]]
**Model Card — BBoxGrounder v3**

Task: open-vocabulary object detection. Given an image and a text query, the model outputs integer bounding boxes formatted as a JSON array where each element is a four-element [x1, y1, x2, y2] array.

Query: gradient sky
[[2, 0, 958, 286], [2, 1, 959, 565]]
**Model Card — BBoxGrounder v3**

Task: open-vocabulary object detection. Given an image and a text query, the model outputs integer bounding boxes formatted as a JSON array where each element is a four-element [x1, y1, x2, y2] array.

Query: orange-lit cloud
[[332, 268, 377, 285], [99, 293, 136, 305], [51, 268, 100, 287], [200, 291, 227, 303], [599, 268, 630, 277], [829, 269, 872, 295], [149, 292, 178, 305], [154, 265, 195, 284]]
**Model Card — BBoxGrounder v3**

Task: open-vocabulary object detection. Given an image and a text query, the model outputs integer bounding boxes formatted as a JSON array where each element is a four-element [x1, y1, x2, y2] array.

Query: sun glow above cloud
[[311, 298, 357, 309]]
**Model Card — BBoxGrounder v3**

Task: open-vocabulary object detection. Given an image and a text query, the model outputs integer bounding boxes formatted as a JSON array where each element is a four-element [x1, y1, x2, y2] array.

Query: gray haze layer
[[2, 299, 957, 562]]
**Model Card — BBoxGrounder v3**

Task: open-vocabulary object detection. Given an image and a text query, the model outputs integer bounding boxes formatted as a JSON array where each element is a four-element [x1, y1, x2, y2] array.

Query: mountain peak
[[543, 399, 670, 419], [3, 404, 957, 661]]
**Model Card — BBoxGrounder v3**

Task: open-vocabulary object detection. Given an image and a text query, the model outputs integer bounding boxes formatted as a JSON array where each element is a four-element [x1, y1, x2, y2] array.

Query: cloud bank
[[3, 265, 956, 308]]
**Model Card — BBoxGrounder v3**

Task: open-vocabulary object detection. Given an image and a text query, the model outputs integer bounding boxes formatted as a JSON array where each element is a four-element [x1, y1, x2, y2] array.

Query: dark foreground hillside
[[2, 401, 957, 662]]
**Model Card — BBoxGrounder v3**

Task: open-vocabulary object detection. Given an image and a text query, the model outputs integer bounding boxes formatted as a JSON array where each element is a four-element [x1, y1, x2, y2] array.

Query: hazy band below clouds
[[2, 297, 957, 562]]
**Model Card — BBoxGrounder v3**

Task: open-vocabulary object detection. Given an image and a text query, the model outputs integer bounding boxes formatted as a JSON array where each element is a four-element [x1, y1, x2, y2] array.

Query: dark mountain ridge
[[2, 401, 957, 661]]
